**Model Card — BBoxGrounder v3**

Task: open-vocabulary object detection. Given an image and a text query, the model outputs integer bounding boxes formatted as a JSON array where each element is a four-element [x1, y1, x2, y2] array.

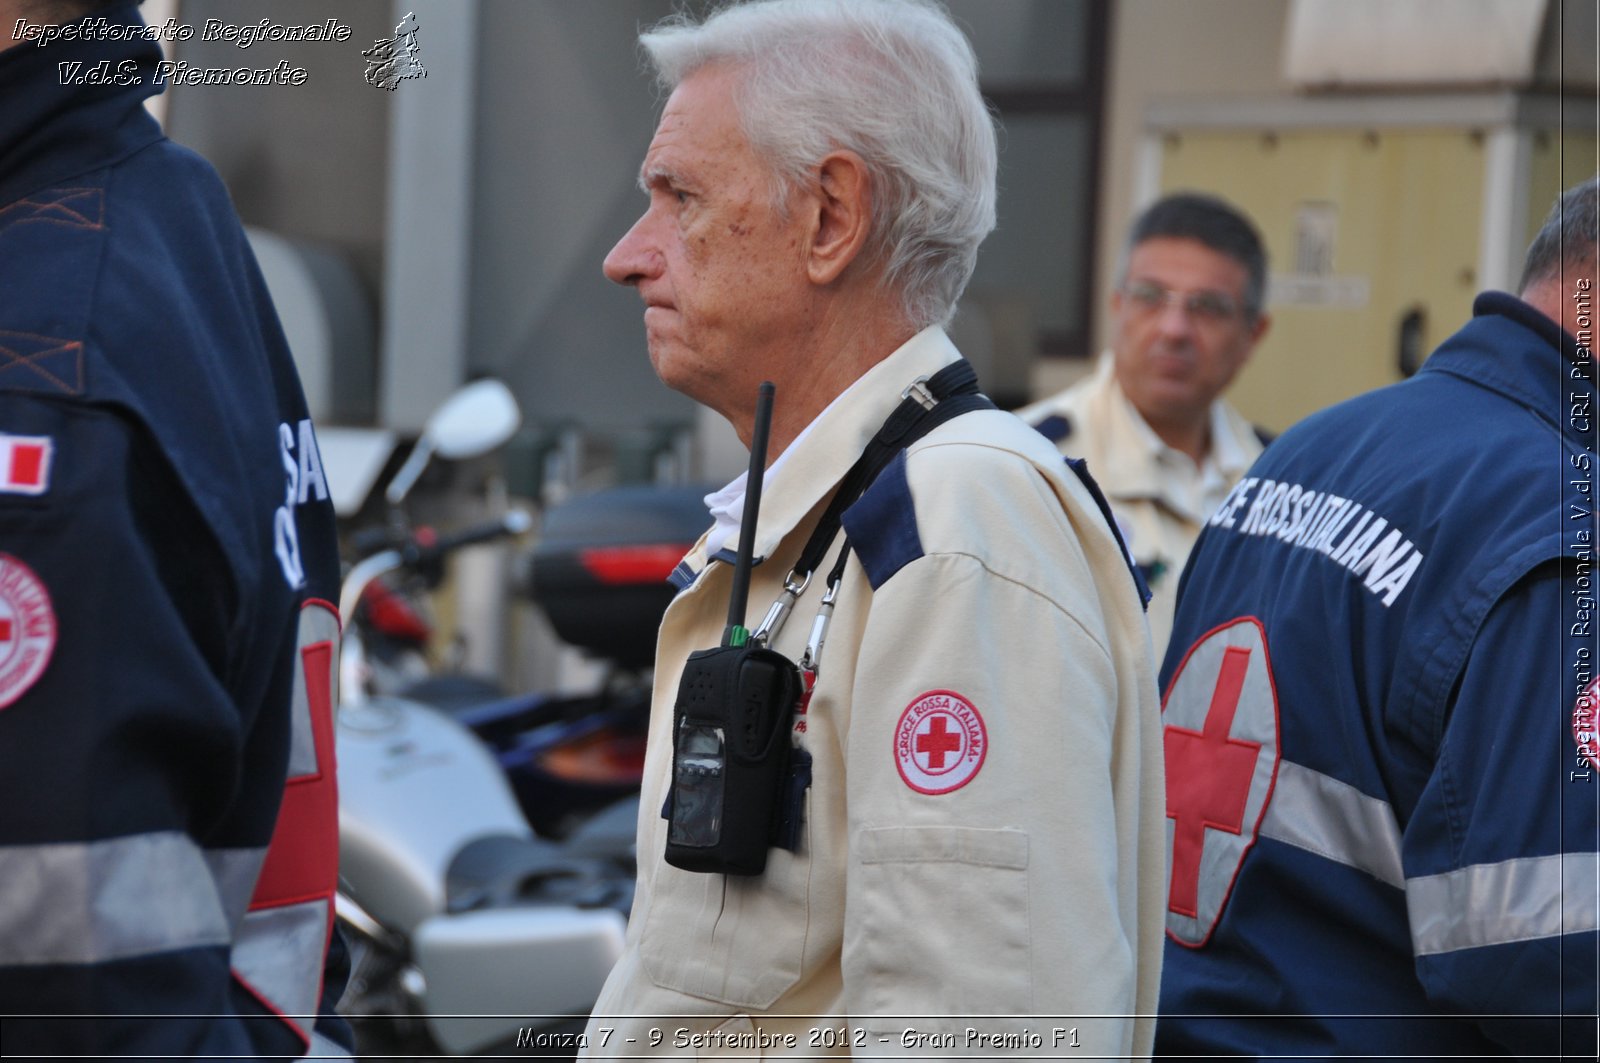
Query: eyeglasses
[[1121, 281, 1246, 325]]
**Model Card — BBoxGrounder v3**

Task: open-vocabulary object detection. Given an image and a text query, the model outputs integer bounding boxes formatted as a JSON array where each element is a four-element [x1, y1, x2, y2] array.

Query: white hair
[[640, 0, 998, 329]]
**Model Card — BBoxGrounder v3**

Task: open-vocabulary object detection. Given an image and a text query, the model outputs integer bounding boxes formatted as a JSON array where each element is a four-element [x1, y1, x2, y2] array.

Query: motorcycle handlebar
[[339, 510, 534, 624], [400, 510, 535, 569]]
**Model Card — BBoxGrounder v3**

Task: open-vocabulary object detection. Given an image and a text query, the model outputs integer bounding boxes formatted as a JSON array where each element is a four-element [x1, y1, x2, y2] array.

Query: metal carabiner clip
[[798, 575, 840, 674], [751, 568, 811, 647]]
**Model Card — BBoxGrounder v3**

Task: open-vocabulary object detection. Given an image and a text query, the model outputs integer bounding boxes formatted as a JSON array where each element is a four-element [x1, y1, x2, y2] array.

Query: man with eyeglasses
[[1019, 192, 1272, 655]]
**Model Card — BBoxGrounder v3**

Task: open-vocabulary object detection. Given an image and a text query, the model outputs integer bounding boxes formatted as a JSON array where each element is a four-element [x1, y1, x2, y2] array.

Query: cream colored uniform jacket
[[581, 329, 1165, 1059], [1016, 358, 1262, 658]]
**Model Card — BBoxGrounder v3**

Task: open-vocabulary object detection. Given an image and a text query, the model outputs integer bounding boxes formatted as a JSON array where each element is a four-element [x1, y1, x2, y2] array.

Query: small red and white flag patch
[[1574, 675, 1600, 773], [0, 434, 52, 496], [894, 689, 987, 794], [0, 554, 55, 709]]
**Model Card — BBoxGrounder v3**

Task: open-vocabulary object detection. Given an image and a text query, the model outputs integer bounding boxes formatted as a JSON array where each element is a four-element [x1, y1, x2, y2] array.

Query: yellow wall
[[1154, 126, 1599, 434], [1091, 1, 1598, 433], [1095, 0, 1290, 352], [1527, 132, 1600, 245], [1160, 128, 1484, 433]]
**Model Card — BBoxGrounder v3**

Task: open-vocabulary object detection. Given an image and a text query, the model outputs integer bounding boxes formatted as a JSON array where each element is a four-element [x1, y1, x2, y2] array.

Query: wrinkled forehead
[[636, 64, 754, 190]]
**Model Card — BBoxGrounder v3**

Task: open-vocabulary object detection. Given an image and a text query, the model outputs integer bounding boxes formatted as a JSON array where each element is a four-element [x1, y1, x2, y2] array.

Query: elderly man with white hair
[[581, 1, 1165, 1055]]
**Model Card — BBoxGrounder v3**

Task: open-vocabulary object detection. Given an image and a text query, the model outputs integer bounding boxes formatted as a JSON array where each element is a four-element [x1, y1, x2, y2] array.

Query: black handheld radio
[[663, 382, 803, 876]]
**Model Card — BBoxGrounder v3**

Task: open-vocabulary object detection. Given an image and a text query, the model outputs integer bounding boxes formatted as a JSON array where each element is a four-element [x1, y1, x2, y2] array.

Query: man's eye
[[1123, 281, 1241, 323], [1125, 282, 1166, 311], [1187, 293, 1236, 321], [674, 189, 689, 204]]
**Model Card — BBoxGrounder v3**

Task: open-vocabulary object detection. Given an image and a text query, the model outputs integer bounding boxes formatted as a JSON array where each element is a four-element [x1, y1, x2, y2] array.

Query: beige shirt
[[1016, 354, 1263, 659], [582, 328, 1165, 1059]]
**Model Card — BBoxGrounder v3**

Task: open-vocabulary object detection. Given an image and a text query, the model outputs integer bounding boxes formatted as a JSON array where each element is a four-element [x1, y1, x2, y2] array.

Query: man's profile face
[[603, 64, 811, 416], [1109, 236, 1266, 429]]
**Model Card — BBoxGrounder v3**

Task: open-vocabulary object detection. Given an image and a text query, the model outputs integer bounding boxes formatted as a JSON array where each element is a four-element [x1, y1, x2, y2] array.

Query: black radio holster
[[663, 644, 803, 876]]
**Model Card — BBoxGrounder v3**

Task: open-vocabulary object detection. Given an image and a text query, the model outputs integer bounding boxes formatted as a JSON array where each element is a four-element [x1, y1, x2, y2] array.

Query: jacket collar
[[1426, 291, 1596, 450], [1074, 354, 1253, 504], [1472, 289, 1590, 370], [683, 326, 962, 574], [0, 4, 164, 207]]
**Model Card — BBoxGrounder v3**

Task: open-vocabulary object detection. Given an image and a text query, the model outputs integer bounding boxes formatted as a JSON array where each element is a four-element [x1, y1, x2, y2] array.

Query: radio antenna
[[725, 381, 775, 646]]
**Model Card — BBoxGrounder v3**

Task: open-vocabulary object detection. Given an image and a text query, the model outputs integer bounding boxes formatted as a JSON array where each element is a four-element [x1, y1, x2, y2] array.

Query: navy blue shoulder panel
[[668, 559, 698, 591], [671, 547, 769, 593], [1032, 413, 1073, 444], [840, 450, 924, 590], [1066, 456, 1152, 609]]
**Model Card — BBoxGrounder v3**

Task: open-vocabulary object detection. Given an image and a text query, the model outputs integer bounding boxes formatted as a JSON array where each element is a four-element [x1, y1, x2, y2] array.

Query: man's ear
[[1245, 311, 1272, 353], [806, 150, 872, 286]]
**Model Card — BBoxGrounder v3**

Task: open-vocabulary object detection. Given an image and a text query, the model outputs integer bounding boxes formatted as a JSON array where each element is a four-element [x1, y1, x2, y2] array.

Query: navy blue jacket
[[0, 7, 347, 1057], [1156, 292, 1599, 1057]]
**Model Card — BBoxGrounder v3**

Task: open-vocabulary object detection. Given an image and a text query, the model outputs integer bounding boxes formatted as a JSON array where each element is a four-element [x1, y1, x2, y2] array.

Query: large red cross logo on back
[[1164, 645, 1260, 918]]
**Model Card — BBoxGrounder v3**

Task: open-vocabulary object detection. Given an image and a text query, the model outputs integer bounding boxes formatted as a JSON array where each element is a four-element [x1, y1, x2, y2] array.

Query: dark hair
[[1520, 175, 1600, 293], [1120, 192, 1268, 319]]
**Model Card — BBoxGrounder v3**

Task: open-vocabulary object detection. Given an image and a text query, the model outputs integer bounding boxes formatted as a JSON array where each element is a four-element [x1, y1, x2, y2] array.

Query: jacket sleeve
[[0, 396, 331, 1058], [1404, 560, 1598, 1056], [839, 445, 1152, 1057]]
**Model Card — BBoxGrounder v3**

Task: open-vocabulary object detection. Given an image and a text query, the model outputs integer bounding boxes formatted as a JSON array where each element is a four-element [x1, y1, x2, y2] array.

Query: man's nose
[[1154, 296, 1198, 339], [602, 215, 658, 287]]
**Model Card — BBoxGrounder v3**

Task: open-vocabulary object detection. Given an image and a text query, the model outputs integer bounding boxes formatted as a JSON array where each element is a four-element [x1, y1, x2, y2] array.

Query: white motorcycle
[[331, 381, 635, 1057]]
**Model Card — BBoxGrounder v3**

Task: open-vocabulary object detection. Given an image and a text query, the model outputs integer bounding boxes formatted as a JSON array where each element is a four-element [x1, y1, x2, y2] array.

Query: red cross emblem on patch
[[1161, 617, 1281, 948], [0, 554, 56, 710], [0, 434, 51, 495], [894, 689, 987, 794]]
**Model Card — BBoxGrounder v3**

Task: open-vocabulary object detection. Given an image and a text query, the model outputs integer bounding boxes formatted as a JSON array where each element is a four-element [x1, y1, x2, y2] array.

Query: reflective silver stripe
[[205, 847, 270, 932], [289, 603, 340, 778], [1261, 762, 1600, 956], [233, 898, 331, 1044], [1259, 759, 1406, 888], [1407, 852, 1600, 957], [0, 832, 229, 965], [307, 1029, 352, 1058]]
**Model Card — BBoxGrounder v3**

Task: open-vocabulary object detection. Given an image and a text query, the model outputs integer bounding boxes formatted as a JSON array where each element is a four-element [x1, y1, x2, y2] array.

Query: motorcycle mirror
[[386, 379, 523, 506], [428, 379, 522, 460]]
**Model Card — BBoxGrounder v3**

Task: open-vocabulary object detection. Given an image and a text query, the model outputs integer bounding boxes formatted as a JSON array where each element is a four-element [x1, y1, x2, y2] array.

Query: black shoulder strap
[[1064, 457, 1152, 610], [791, 360, 994, 585]]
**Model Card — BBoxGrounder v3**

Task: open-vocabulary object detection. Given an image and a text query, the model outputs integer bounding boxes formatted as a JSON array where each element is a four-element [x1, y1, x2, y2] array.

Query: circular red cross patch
[[1574, 675, 1600, 773], [0, 554, 54, 710], [894, 689, 987, 795]]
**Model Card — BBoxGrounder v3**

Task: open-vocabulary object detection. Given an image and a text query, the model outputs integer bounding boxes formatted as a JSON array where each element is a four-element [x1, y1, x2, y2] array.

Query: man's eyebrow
[[638, 162, 679, 194]]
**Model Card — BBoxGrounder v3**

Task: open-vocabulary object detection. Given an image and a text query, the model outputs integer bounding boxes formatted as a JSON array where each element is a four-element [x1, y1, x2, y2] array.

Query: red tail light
[[360, 580, 432, 644], [577, 544, 690, 586]]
